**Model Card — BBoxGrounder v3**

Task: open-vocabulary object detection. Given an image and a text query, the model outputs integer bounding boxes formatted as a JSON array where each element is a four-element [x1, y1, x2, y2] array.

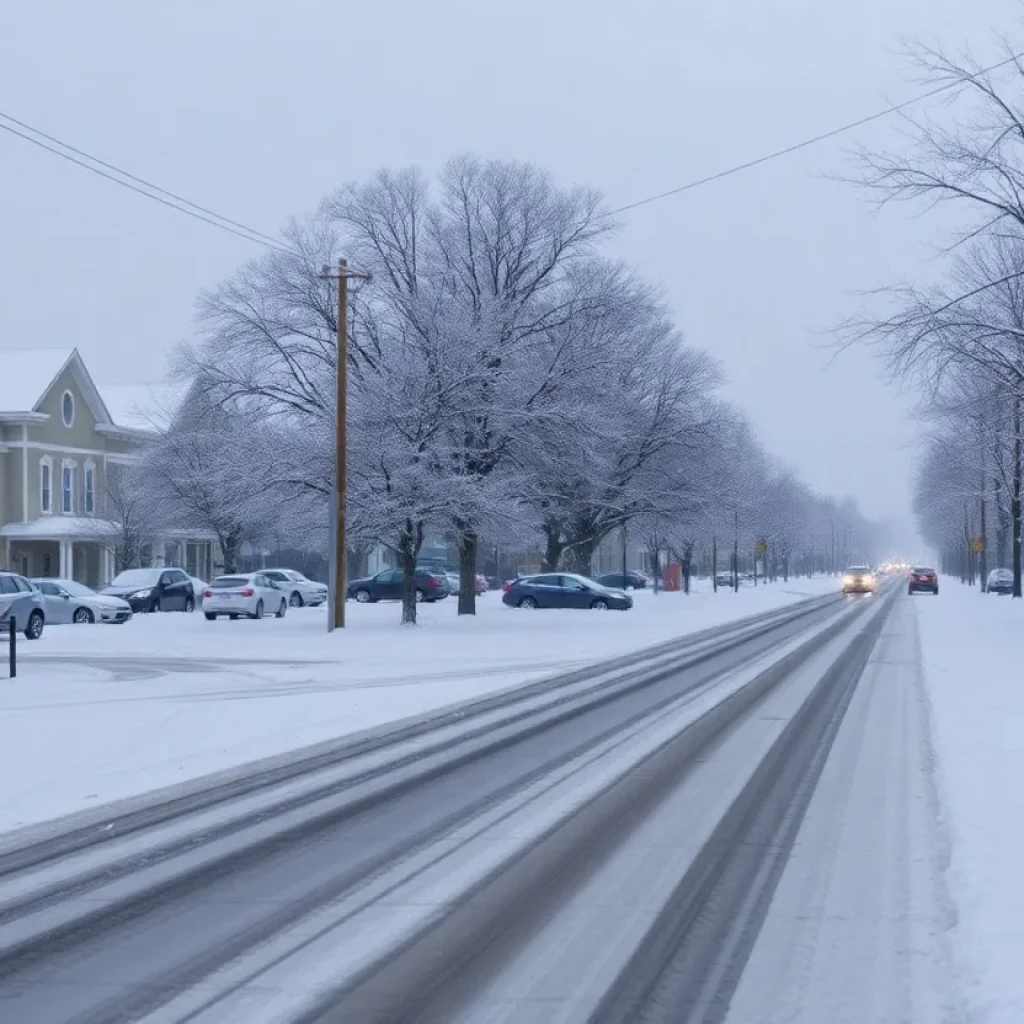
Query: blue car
[[502, 572, 633, 611], [0, 571, 46, 639]]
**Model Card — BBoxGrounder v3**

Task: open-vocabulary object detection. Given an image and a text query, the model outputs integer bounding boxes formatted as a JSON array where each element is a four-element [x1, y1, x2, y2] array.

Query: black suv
[[100, 567, 196, 612]]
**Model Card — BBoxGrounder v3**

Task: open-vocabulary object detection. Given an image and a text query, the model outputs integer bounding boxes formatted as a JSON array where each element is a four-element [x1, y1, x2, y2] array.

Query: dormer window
[[62, 390, 75, 427]]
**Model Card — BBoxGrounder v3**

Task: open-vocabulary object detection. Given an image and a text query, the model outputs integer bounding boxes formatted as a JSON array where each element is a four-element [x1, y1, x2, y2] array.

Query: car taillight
[[502, 582, 512, 593], [203, 589, 212, 598], [240, 587, 254, 597], [427, 577, 439, 587]]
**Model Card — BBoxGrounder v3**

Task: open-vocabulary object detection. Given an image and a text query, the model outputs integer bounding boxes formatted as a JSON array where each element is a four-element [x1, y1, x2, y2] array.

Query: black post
[[621, 524, 627, 586], [8, 616, 15, 679], [733, 509, 739, 592], [712, 535, 718, 592]]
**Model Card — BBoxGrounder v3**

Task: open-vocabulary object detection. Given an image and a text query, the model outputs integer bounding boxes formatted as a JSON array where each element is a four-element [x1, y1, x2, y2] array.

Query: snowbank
[[916, 581, 1024, 1024], [0, 576, 836, 833]]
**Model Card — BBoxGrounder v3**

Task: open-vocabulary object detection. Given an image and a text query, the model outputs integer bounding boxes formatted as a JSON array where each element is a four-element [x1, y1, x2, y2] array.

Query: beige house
[[0, 348, 215, 586]]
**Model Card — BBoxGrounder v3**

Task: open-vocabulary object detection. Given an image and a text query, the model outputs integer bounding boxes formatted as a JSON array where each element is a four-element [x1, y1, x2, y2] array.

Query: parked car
[[908, 566, 939, 596], [31, 579, 132, 624], [475, 574, 489, 595], [100, 567, 196, 613], [0, 570, 46, 639], [987, 568, 1014, 595], [189, 577, 208, 609], [261, 568, 329, 607], [596, 570, 650, 590], [346, 568, 450, 603], [203, 572, 288, 620], [444, 572, 460, 596], [502, 572, 633, 610]]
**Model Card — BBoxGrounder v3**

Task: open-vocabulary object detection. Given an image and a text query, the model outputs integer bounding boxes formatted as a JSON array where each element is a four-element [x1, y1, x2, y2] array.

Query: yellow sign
[[756, 540, 768, 555], [971, 537, 984, 553]]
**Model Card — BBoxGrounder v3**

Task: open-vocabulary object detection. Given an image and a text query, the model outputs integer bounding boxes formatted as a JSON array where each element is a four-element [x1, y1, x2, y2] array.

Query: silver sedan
[[202, 573, 289, 620], [32, 579, 133, 624]]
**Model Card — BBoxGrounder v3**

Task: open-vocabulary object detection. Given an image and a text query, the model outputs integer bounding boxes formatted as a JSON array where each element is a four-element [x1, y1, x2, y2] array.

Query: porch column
[[68, 541, 76, 581], [2, 537, 10, 571], [58, 541, 67, 579]]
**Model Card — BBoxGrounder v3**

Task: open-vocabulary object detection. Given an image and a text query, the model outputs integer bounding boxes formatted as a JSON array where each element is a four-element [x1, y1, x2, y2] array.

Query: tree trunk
[[1013, 398, 1022, 598], [458, 530, 478, 615], [567, 537, 596, 577], [995, 475, 1008, 567], [542, 528, 565, 572], [399, 518, 424, 625], [220, 532, 242, 574], [979, 471, 988, 592]]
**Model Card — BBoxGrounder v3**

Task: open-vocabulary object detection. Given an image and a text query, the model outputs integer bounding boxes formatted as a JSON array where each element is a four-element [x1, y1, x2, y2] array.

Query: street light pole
[[319, 258, 371, 632], [733, 507, 739, 593]]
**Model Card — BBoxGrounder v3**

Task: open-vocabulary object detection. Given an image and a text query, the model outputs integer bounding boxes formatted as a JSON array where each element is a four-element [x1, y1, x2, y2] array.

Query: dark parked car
[[987, 568, 1014, 595], [346, 568, 450, 604], [0, 570, 46, 639], [908, 566, 939, 595], [502, 572, 633, 610], [596, 570, 650, 590], [100, 567, 196, 613]]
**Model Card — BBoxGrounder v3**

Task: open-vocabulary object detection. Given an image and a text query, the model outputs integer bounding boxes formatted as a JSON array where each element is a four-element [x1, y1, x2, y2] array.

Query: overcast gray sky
[[2, 0, 1021, 543]]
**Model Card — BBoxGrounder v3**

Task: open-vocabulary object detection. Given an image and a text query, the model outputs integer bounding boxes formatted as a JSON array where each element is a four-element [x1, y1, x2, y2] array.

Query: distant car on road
[[502, 572, 633, 610], [908, 566, 939, 596], [0, 570, 45, 639], [842, 566, 876, 595], [261, 568, 328, 607], [346, 568, 450, 604], [31, 578, 132, 624], [100, 567, 195, 613], [986, 568, 1014, 595], [203, 572, 288, 620], [596, 570, 649, 590]]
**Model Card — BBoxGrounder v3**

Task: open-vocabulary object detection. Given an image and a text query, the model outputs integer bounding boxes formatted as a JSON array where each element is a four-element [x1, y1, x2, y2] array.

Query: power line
[[0, 112, 294, 254], [2, 50, 1021, 254], [607, 52, 1023, 216]]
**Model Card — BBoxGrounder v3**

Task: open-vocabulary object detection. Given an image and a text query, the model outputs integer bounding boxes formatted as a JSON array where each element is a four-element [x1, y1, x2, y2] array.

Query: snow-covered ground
[[916, 580, 1024, 1024], [0, 577, 836, 833]]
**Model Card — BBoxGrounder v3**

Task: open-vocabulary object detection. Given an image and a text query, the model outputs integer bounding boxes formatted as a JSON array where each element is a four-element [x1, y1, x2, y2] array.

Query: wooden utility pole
[[319, 258, 371, 632]]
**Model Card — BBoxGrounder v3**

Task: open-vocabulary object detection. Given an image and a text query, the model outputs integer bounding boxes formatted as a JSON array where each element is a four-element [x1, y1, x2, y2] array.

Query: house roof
[[96, 382, 186, 432]]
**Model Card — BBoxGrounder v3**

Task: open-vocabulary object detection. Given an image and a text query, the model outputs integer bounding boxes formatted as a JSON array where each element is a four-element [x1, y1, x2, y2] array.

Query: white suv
[[261, 568, 328, 608]]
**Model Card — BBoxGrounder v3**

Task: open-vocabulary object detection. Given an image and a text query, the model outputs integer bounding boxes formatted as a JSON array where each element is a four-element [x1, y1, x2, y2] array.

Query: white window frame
[[61, 389, 75, 428], [40, 455, 54, 515], [61, 458, 77, 515], [84, 459, 96, 515]]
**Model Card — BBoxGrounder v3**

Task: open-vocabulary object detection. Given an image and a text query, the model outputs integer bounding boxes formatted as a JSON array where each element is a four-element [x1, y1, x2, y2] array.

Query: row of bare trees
[[841, 38, 1024, 596], [122, 156, 883, 622]]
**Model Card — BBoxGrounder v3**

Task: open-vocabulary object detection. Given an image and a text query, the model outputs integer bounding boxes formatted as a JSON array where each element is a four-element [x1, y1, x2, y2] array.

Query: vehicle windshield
[[110, 568, 161, 587], [912, 567, 935, 574], [61, 581, 96, 597], [847, 566, 871, 573], [211, 577, 250, 588]]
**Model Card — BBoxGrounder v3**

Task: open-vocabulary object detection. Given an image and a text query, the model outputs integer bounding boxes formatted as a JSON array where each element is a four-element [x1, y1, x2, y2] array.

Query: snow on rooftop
[[0, 347, 74, 413], [94, 381, 186, 431]]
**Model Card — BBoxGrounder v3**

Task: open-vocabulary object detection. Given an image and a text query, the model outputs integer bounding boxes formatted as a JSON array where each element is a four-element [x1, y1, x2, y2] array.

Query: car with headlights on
[[502, 572, 633, 610], [841, 565, 876, 595], [32, 579, 132, 624], [100, 567, 195, 613], [203, 573, 288, 620]]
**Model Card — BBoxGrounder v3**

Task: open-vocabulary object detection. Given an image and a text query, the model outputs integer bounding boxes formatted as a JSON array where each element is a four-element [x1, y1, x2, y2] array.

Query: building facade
[[0, 348, 215, 586]]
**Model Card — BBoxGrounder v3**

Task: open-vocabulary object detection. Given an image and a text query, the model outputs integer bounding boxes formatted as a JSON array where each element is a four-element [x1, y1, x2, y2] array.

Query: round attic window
[[62, 390, 75, 427]]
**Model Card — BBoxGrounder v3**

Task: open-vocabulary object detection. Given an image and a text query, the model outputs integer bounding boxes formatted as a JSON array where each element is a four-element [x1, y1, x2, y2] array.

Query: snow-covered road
[[0, 577, 837, 833], [725, 592, 959, 1024]]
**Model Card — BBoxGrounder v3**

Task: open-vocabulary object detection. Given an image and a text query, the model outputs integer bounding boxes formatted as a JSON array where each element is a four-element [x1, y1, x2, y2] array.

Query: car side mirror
[[62, 594, 70, 600]]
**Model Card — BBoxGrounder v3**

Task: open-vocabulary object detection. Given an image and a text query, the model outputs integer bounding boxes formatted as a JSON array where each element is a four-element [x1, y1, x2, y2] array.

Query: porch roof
[[0, 517, 119, 540]]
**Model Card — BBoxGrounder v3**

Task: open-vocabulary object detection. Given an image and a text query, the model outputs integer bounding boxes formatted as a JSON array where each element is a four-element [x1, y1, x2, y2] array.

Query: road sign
[[756, 539, 768, 555], [971, 537, 985, 553]]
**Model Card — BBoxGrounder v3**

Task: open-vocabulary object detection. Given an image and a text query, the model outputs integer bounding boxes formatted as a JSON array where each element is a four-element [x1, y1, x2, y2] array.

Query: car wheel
[[354, 589, 371, 604], [591, 599, 610, 610], [518, 596, 538, 609], [73, 607, 95, 624], [289, 591, 304, 607], [415, 589, 426, 603], [25, 610, 44, 640], [253, 600, 264, 620], [276, 601, 287, 618], [184, 598, 195, 614], [204, 613, 217, 621], [229, 614, 239, 620]]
